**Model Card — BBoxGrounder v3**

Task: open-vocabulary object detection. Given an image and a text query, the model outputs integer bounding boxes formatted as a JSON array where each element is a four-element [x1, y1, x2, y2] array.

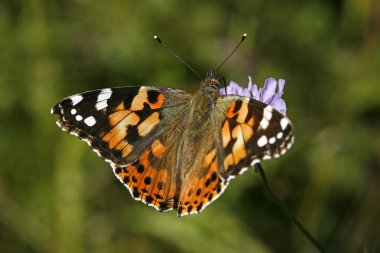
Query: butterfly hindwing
[[112, 136, 181, 212], [52, 86, 191, 167], [176, 146, 228, 216]]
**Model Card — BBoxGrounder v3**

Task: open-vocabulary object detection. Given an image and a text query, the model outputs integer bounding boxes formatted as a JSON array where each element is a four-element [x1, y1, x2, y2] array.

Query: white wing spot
[[269, 137, 276, 144], [97, 88, 112, 101], [264, 106, 273, 120], [257, 136, 268, 147], [95, 89, 112, 111], [84, 116, 96, 126], [75, 115, 83, 121], [277, 132, 283, 139], [71, 109, 77, 115], [96, 100, 108, 111], [280, 118, 290, 130], [70, 95, 83, 106], [260, 118, 269, 129]]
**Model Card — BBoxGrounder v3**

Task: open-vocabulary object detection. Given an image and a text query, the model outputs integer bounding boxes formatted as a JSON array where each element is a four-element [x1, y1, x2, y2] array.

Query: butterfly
[[51, 70, 294, 216]]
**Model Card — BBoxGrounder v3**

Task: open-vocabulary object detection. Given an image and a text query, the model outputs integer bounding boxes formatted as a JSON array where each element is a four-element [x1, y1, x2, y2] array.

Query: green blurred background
[[1, 0, 379, 252]]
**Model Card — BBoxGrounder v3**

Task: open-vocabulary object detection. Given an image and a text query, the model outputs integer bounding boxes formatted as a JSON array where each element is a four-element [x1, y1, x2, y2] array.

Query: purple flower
[[219, 76, 287, 115]]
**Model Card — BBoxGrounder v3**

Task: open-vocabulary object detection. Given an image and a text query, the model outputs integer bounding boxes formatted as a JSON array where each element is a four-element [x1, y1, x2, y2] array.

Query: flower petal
[[270, 96, 286, 115], [261, 78, 277, 103], [241, 89, 251, 97], [278, 79, 285, 94], [226, 84, 237, 95], [219, 76, 287, 116], [248, 76, 260, 100], [251, 84, 259, 100]]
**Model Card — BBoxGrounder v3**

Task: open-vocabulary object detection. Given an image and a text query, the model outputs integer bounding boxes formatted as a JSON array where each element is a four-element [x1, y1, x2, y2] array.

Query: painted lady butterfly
[[51, 70, 294, 216]]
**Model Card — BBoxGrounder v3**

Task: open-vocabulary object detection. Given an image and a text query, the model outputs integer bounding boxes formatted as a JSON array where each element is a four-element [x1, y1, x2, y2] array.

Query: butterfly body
[[52, 71, 294, 216]]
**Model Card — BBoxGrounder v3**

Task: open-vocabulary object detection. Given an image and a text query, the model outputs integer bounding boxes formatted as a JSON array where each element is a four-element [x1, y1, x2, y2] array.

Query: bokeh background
[[1, 1, 379, 253]]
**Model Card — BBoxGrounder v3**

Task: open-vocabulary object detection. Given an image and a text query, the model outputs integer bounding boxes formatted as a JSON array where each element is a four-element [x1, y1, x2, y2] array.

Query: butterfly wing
[[52, 86, 191, 166], [176, 95, 294, 216], [177, 145, 229, 216], [111, 130, 184, 212], [52, 86, 192, 212], [217, 96, 294, 178]]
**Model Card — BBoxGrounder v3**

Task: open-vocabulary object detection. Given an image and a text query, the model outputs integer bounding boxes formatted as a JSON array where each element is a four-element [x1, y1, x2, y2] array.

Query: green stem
[[254, 163, 325, 253]]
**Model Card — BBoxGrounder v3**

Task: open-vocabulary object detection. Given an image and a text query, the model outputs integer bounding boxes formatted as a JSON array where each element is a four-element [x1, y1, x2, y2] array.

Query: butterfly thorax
[[192, 79, 219, 117], [185, 72, 220, 135]]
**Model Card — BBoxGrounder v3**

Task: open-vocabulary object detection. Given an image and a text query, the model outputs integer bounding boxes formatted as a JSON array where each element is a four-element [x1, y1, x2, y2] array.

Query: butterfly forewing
[[216, 96, 294, 179], [52, 86, 191, 166]]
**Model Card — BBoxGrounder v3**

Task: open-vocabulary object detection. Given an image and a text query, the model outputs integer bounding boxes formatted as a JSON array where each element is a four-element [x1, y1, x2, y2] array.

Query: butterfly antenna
[[154, 35, 202, 80], [215, 33, 247, 73]]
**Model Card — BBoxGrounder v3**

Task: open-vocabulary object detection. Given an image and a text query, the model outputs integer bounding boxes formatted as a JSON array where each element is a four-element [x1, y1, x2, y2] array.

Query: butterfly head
[[201, 69, 220, 99]]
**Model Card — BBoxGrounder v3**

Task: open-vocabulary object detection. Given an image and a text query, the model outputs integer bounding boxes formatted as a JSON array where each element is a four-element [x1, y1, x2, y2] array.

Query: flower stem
[[254, 163, 325, 253]]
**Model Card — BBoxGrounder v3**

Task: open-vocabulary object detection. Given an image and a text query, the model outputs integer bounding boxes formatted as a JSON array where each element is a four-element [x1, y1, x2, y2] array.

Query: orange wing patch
[[130, 89, 165, 110], [151, 139, 166, 159], [103, 112, 140, 150], [137, 112, 160, 137], [117, 141, 133, 157], [222, 99, 256, 175], [231, 124, 247, 164], [108, 110, 131, 127], [225, 100, 249, 122], [223, 153, 234, 171], [236, 101, 249, 123], [222, 120, 231, 148]]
